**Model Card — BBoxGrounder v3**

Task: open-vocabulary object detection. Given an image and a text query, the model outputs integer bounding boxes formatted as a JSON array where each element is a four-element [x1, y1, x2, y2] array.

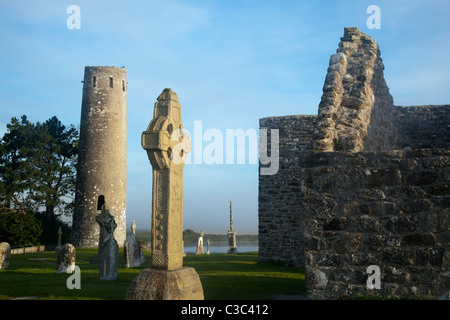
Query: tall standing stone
[[0, 242, 11, 269], [196, 229, 205, 255], [126, 88, 203, 300], [227, 200, 238, 254], [72, 66, 127, 248], [96, 203, 119, 281], [124, 220, 145, 268]]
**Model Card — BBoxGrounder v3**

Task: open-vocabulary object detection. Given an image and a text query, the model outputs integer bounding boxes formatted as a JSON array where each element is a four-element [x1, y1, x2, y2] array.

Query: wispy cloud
[[1, 0, 449, 233]]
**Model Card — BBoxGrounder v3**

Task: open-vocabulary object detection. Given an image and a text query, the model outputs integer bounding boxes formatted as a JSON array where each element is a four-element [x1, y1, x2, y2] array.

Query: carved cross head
[[96, 204, 117, 239], [141, 88, 191, 171]]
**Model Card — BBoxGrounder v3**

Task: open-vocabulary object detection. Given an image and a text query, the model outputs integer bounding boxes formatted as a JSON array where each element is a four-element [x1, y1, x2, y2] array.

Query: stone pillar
[[227, 199, 238, 254], [126, 88, 203, 300]]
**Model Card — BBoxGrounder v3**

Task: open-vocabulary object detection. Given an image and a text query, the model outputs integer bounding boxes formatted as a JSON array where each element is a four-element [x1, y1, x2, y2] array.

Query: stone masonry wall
[[258, 115, 317, 266], [395, 105, 450, 150], [303, 148, 450, 299], [258, 27, 450, 299]]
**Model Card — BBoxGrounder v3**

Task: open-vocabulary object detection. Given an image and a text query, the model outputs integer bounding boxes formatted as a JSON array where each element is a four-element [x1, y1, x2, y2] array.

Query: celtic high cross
[[141, 88, 191, 270]]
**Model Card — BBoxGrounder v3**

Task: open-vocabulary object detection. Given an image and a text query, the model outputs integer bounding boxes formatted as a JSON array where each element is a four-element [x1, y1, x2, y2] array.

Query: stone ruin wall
[[302, 148, 450, 299], [259, 115, 317, 266], [313, 27, 398, 153], [258, 28, 450, 299]]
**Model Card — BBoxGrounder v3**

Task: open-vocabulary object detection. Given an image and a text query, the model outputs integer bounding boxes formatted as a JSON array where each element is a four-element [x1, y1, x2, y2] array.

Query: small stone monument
[[227, 199, 238, 254], [55, 227, 63, 252], [126, 88, 203, 300], [124, 220, 145, 268], [55, 228, 76, 273], [206, 239, 210, 255], [56, 244, 76, 273], [96, 203, 119, 281], [0, 242, 11, 269], [196, 229, 205, 255]]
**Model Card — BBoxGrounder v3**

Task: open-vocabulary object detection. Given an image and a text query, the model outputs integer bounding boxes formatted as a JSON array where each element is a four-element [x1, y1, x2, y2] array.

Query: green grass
[[0, 249, 305, 300]]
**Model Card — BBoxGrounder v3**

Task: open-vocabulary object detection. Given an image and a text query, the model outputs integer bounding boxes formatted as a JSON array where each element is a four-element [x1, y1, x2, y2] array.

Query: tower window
[[93, 76, 97, 87], [97, 195, 105, 211], [109, 77, 113, 88], [122, 80, 126, 92]]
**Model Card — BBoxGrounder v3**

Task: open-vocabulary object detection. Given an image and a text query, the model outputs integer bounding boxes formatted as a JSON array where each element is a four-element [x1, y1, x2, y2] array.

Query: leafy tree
[[0, 115, 78, 240], [28, 116, 79, 223], [0, 207, 42, 246], [0, 115, 35, 213]]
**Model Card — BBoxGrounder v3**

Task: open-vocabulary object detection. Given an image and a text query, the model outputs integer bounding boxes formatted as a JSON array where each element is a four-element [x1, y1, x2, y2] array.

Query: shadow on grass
[[0, 250, 305, 300], [183, 252, 306, 300]]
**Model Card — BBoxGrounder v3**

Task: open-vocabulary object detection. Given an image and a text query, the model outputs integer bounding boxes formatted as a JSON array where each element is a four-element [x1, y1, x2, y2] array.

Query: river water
[[184, 244, 258, 254]]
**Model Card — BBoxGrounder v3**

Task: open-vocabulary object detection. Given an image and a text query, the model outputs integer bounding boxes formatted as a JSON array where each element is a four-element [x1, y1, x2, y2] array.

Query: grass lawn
[[0, 249, 305, 300]]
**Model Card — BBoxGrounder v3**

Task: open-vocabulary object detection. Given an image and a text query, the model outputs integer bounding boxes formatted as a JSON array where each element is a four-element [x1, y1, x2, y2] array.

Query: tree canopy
[[0, 115, 79, 221]]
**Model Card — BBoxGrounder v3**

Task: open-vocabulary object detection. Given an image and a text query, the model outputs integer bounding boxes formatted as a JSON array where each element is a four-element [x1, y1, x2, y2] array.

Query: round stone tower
[[72, 66, 127, 248]]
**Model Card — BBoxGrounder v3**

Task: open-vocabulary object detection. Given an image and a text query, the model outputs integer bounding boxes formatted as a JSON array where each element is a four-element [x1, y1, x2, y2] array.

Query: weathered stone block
[[0, 242, 11, 269], [406, 170, 439, 186], [365, 167, 402, 188], [425, 183, 450, 196], [349, 215, 381, 232], [381, 248, 415, 265], [436, 230, 450, 246], [335, 232, 362, 254], [338, 201, 360, 216], [386, 215, 418, 233], [400, 198, 433, 213], [402, 233, 436, 246], [302, 196, 337, 219], [305, 266, 328, 290], [356, 188, 386, 201], [363, 234, 401, 248], [125, 267, 204, 300], [347, 253, 379, 266], [384, 266, 411, 283], [305, 235, 329, 251], [323, 217, 347, 231], [415, 247, 445, 266]]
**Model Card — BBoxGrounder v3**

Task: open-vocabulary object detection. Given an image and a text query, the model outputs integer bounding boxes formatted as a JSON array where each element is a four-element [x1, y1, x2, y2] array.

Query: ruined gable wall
[[258, 28, 450, 298], [313, 27, 397, 153]]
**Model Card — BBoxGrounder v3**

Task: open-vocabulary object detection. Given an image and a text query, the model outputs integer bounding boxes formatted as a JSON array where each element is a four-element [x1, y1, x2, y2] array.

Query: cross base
[[125, 267, 204, 300]]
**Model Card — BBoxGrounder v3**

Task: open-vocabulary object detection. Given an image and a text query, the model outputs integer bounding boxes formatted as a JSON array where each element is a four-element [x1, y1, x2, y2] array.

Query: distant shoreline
[[136, 229, 258, 246]]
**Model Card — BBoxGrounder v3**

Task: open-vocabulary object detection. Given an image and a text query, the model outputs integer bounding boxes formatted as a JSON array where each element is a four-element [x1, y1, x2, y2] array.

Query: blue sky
[[1, 0, 449, 234]]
